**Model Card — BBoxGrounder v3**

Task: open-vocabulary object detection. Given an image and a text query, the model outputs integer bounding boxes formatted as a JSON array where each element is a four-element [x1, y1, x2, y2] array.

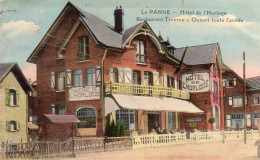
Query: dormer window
[[136, 40, 146, 64], [78, 36, 89, 61], [223, 78, 236, 87]]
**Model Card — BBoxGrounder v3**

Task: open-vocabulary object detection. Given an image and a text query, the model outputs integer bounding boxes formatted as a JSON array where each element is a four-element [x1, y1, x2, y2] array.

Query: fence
[[1, 130, 260, 159], [132, 129, 260, 149], [1, 137, 132, 159]]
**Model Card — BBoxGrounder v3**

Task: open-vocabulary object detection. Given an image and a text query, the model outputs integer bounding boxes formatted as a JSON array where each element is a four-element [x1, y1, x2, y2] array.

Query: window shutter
[[66, 69, 72, 87], [153, 72, 159, 86], [247, 114, 251, 127], [234, 78, 236, 86], [175, 79, 178, 89], [85, 36, 89, 59], [228, 97, 233, 106], [16, 90, 19, 106], [96, 66, 101, 86], [17, 122, 20, 131], [118, 68, 124, 83], [226, 115, 231, 127], [110, 68, 114, 82], [163, 73, 167, 87], [6, 121, 10, 131], [124, 68, 132, 84], [222, 79, 226, 87], [50, 72, 55, 89], [245, 96, 248, 105], [6, 89, 10, 106]]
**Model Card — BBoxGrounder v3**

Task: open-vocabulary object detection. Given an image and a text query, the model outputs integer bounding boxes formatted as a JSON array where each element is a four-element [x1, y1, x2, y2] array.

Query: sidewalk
[[69, 139, 259, 160]]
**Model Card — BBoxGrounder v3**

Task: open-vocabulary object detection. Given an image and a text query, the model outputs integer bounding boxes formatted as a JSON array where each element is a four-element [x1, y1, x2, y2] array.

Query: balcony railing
[[105, 82, 190, 100]]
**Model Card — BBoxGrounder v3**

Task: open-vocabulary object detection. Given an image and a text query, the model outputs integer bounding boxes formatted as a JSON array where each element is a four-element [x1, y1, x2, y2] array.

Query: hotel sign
[[181, 72, 209, 93], [69, 86, 100, 101]]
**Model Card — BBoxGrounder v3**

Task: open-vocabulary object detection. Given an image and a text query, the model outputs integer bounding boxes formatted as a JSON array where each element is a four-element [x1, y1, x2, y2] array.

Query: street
[[68, 139, 259, 160]]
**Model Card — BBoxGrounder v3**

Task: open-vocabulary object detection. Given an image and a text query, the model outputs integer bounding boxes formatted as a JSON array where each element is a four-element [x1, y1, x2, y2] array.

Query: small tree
[[120, 122, 127, 137], [115, 121, 121, 137], [110, 120, 116, 137]]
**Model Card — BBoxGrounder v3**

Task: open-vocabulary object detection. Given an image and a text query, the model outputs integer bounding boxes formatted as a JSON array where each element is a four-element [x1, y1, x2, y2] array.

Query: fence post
[[104, 136, 107, 152], [222, 130, 225, 144], [47, 142, 49, 159], [196, 132, 199, 144], [1, 142, 6, 160]]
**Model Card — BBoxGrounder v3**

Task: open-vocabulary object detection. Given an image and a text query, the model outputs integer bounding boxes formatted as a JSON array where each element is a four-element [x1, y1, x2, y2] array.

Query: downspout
[[101, 49, 108, 136]]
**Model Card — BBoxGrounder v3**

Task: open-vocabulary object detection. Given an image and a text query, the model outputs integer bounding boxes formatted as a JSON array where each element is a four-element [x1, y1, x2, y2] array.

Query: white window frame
[[73, 69, 83, 87], [252, 94, 260, 105]]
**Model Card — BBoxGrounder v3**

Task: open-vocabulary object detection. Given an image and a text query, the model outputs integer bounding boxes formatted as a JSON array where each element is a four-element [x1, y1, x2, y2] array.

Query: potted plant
[[208, 117, 216, 124]]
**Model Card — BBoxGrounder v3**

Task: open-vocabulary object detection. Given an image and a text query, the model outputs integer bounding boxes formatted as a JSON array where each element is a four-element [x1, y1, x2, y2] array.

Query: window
[[212, 64, 216, 76], [223, 78, 236, 87], [116, 109, 135, 130], [50, 104, 65, 115], [57, 72, 66, 91], [253, 113, 260, 127], [76, 107, 96, 128], [229, 95, 245, 106], [171, 77, 176, 88], [133, 70, 141, 85], [136, 40, 146, 64], [6, 121, 19, 132], [110, 68, 119, 83], [252, 94, 260, 105], [78, 36, 89, 61], [144, 71, 153, 86], [86, 68, 96, 86], [6, 89, 19, 106], [86, 67, 101, 86], [167, 112, 177, 130], [231, 114, 244, 128], [73, 69, 82, 87], [213, 81, 218, 103]]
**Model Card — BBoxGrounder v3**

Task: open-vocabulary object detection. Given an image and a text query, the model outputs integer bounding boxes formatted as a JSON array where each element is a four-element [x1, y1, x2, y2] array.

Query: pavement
[[60, 139, 259, 160]]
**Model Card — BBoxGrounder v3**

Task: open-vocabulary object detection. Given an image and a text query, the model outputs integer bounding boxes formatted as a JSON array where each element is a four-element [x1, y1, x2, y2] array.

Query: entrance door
[[148, 114, 160, 133]]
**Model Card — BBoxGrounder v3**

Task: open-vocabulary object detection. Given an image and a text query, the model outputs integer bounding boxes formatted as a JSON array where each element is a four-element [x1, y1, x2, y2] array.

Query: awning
[[105, 94, 203, 116], [44, 114, 80, 124]]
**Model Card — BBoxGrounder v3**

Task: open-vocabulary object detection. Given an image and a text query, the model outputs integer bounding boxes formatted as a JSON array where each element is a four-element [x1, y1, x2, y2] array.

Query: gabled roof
[[246, 76, 260, 91], [0, 63, 32, 92], [27, 2, 181, 65], [173, 43, 218, 66], [222, 63, 243, 80]]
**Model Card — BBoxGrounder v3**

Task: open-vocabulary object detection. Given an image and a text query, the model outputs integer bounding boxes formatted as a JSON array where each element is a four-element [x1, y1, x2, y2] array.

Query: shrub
[[208, 117, 216, 123]]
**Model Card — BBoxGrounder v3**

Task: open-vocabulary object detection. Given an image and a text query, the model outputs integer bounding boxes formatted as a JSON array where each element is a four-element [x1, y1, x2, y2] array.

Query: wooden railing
[[105, 82, 190, 100]]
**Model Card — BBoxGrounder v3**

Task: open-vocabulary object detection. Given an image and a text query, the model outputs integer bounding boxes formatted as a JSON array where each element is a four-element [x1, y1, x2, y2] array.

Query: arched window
[[76, 107, 96, 128]]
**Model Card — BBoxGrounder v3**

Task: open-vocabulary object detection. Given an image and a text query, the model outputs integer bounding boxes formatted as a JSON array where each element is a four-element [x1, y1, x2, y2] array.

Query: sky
[[0, 0, 260, 81]]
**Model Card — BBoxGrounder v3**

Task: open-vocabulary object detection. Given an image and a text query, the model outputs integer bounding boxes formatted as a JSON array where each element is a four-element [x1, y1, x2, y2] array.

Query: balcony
[[105, 82, 190, 100]]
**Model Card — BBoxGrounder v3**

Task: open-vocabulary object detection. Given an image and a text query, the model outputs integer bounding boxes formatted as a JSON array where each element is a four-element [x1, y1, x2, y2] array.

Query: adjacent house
[[0, 63, 32, 143], [174, 44, 224, 130], [26, 2, 203, 139]]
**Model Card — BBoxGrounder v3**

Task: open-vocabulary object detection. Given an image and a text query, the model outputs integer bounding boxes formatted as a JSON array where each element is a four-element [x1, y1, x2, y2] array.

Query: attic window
[[136, 40, 146, 64], [56, 44, 64, 59], [78, 36, 89, 61]]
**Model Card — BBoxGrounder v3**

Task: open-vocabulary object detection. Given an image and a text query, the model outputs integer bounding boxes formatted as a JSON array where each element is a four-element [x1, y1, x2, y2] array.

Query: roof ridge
[[175, 43, 218, 50], [246, 76, 260, 80]]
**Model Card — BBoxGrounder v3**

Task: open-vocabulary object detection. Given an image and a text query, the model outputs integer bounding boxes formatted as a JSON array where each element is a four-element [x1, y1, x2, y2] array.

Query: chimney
[[114, 6, 124, 33]]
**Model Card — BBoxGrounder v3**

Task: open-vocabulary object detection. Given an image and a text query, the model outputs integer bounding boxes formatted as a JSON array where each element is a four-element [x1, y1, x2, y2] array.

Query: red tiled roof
[[44, 114, 80, 123]]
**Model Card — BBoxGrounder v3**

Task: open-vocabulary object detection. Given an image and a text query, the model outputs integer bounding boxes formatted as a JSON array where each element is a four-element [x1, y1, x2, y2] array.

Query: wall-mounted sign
[[186, 118, 203, 123], [69, 86, 100, 101], [189, 123, 198, 127], [181, 72, 209, 93]]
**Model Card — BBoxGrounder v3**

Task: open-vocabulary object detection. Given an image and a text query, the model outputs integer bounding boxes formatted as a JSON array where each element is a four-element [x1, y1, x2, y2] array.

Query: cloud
[[0, 20, 40, 37], [168, 14, 256, 27]]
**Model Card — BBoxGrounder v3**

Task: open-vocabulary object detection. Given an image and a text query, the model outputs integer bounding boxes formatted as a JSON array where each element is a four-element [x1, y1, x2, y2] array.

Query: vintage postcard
[[0, 0, 260, 159]]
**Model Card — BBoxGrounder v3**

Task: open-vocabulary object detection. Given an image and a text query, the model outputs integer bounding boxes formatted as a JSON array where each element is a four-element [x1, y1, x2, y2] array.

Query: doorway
[[148, 114, 160, 133]]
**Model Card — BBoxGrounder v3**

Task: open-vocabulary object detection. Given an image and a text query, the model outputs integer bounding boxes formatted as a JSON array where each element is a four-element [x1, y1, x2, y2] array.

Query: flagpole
[[243, 51, 247, 144]]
